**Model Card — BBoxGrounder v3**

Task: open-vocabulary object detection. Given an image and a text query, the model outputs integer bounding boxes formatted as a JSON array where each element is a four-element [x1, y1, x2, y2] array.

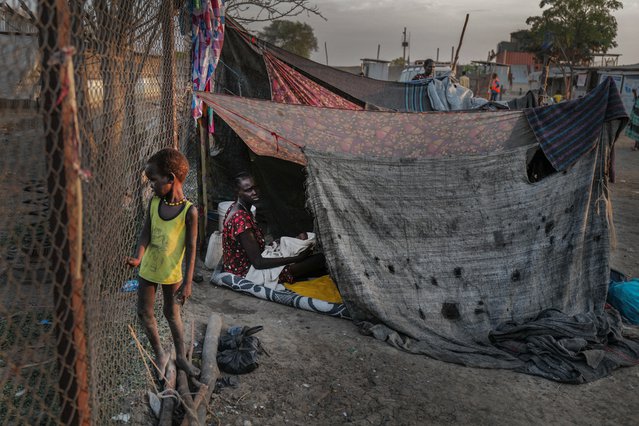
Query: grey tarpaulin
[[304, 120, 638, 381]]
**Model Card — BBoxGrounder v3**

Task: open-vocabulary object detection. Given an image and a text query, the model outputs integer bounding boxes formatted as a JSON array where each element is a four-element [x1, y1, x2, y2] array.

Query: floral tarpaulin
[[263, 51, 362, 110]]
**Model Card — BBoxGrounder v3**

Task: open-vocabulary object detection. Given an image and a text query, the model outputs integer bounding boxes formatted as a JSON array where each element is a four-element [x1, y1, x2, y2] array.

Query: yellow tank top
[[139, 197, 192, 284]]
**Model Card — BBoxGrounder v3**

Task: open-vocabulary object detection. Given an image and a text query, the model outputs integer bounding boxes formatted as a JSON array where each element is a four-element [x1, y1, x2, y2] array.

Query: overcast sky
[[247, 0, 639, 67]]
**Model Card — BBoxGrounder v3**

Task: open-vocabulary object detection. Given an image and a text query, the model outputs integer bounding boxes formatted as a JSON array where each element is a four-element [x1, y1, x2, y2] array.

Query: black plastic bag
[[217, 325, 266, 374]]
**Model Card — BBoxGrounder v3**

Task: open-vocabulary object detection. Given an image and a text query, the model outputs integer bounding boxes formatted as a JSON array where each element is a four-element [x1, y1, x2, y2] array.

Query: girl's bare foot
[[155, 352, 170, 379], [175, 355, 200, 377]]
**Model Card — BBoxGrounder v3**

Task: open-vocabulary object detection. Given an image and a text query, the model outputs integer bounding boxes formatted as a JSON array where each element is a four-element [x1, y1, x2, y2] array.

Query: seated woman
[[222, 172, 326, 284]]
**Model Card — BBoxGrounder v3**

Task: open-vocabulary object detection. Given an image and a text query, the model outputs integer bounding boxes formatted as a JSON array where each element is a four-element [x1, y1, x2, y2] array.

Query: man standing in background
[[412, 59, 435, 80], [459, 70, 470, 88]]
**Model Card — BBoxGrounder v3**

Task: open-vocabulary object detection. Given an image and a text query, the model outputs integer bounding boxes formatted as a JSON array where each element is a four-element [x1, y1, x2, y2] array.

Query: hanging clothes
[[191, 0, 225, 133]]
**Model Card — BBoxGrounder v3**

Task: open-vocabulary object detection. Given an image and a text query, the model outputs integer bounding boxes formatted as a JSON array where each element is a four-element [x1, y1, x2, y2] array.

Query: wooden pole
[[161, 0, 178, 148], [177, 371, 198, 425], [324, 42, 328, 65], [402, 27, 407, 65], [41, 0, 91, 423], [196, 314, 223, 424], [452, 13, 469, 75], [158, 359, 178, 426], [197, 119, 208, 255]]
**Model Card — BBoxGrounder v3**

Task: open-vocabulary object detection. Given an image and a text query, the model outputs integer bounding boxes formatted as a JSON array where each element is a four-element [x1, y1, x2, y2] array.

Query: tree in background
[[390, 57, 407, 66], [526, 0, 622, 98], [226, 0, 324, 23], [259, 20, 318, 58]]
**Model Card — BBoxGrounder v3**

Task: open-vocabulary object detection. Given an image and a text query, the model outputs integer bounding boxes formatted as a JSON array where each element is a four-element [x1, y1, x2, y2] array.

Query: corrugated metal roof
[[496, 51, 538, 66]]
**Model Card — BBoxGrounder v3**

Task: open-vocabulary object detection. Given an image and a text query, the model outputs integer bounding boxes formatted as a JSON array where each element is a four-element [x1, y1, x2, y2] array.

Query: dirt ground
[[177, 137, 639, 426]]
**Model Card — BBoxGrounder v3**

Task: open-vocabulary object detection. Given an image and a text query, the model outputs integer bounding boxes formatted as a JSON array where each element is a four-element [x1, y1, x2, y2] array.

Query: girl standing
[[126, 148, 200, 377]]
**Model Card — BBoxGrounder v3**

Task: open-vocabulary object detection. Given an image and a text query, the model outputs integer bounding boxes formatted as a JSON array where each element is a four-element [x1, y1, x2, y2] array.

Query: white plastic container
[[217, 201, 234, 231], [217, 201, 256, 231], [204, 231, 223, 269]]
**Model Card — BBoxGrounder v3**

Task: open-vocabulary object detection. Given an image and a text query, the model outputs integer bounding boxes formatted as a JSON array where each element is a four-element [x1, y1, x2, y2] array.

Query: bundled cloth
[[245, 233, 316, 290], [489, 308, 639, 383], [423, 76, 487, 111]]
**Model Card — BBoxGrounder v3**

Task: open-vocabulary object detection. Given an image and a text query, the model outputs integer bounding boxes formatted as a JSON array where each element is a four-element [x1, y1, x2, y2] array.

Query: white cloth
[[245, 233, 316, 290]]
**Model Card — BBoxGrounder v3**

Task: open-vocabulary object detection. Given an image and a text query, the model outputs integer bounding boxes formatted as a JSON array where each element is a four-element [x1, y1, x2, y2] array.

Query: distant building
[[594, 64, 639, 114], [360, 58, 390, 80], [0, 3, 39, 107], [494, 31, 542, 95]]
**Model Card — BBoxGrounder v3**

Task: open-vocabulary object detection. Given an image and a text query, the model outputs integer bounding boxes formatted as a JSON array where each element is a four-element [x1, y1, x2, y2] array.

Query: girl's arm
[[176, 205, 198, 303], [126, 200, 152, 267], [238, 229, 310, 270]]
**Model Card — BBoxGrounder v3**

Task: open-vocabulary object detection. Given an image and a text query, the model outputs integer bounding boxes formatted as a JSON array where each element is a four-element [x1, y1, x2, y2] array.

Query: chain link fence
[[1, 0, 198, 423]]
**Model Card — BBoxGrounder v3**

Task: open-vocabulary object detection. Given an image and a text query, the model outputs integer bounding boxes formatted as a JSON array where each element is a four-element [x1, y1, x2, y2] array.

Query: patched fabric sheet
[[304, 141, 612, 369]]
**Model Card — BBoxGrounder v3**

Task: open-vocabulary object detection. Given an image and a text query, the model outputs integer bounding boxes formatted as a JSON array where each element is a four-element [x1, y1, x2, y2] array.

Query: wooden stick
[[177, 370, 198, 425], [161, 0, 178, 148], [128, 325, 159, 394], [196, 314, 223, 425], [158, 358, 177, 426], [452, 13, 470, 75], [179, 381, 208, 426], [197, 118, 209, 255], [186, 314, 195, 361], [191, 383, 209, 410]]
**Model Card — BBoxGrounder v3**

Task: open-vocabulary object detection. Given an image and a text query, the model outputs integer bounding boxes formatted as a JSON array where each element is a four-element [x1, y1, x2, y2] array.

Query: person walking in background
[[459, 70, 470, 89], [626, 88, 639, 151], [126, 148, 200, 378], [489, 73, 501, 101]]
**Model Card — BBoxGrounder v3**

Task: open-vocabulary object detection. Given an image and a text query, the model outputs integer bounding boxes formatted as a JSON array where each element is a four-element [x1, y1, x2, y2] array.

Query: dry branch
[[177, 370, 198, 425], [196, 313, 224, 424], [158, 359, 177, 426]]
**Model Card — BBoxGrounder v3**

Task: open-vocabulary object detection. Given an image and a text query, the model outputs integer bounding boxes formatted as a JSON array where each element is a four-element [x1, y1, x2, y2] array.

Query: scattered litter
[[243, 421, 252, 426], [121, 279, 139, 293], [342, 412, 348, 417], [111, 413, 130, 423], [14, 389, 25, 398], [302, 383, 310, 388], [147, 391, 161, 419], [39, 319, 52, 325]]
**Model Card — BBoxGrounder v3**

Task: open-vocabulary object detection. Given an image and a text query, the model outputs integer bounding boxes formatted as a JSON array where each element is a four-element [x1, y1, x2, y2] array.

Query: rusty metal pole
[[161, 0, 178, 148]]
